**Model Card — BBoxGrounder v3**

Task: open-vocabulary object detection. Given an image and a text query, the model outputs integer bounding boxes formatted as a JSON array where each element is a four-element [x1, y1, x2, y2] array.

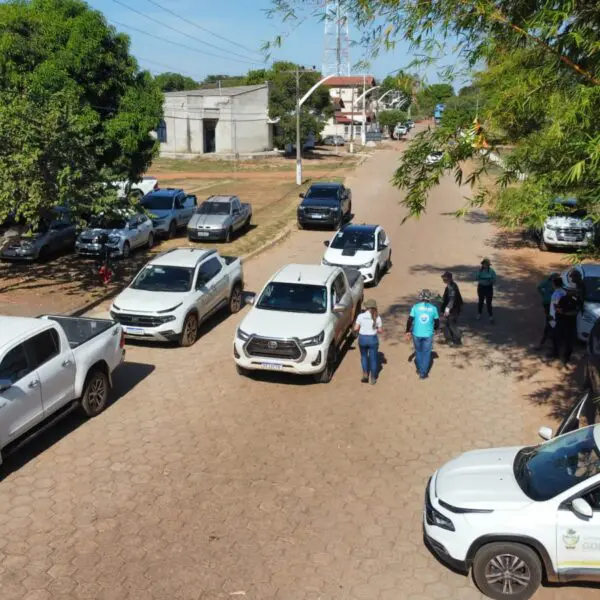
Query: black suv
[[297, 182, 352, 230]]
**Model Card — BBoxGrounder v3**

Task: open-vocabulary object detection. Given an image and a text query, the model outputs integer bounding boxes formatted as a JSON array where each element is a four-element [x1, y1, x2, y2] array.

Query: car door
[[194, 258, 220, 316], [202, 257, 227, 312], [331, 273, 352, 343], [181, 194, 196, 227], [377, 229, 391, 269], [24, 327, 75, 417], [127, 215, 142, 248], [0, 342, 43, 445], [138, 214, 152, 244], [231, 197, 242, 229]]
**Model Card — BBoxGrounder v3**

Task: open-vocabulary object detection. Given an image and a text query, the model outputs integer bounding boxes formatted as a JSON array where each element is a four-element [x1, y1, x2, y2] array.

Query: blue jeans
[[358, 334, 379, 379], [413, 335, 433, 378]]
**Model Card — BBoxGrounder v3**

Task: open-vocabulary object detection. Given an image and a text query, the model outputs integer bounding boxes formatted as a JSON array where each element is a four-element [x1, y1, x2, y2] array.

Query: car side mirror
[[572, 497, 594, 519], [246, 293, 256, 305], [323, 241, 330, 247], [0, 379, 12, 393], [333, 303, 346, 313], [299, 193, 305, 198], [538, 426, 553, 441]]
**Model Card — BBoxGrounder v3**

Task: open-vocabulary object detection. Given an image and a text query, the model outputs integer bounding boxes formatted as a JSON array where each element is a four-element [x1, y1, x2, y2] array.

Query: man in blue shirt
[[405, 289, 440, 379]]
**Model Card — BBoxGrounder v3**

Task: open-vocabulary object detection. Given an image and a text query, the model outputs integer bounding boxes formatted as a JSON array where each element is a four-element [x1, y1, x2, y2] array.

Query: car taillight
[[120, 330, 125, 348]]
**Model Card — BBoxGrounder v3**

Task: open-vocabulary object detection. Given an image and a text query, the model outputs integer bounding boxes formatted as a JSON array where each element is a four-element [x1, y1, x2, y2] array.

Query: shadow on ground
[[0, 361, 154, 478]]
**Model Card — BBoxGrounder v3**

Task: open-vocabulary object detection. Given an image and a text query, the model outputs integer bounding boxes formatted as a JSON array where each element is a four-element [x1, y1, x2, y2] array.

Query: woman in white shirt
[[353, 298, 383, 385]]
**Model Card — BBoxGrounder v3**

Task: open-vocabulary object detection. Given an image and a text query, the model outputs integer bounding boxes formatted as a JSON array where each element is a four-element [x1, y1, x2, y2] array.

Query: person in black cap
[[440, 271, 463, 345]]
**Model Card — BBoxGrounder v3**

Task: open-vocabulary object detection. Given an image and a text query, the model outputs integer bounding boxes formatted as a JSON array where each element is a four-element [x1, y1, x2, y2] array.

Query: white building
[[157, 84, 273, 157], [321, 76, 378, 140]]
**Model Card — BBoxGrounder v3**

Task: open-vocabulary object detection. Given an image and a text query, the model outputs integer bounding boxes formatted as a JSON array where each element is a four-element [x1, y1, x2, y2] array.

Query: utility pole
[[361, 74, 366, 146], [349, 86, 355, 153], [296, 65, 302, 186]]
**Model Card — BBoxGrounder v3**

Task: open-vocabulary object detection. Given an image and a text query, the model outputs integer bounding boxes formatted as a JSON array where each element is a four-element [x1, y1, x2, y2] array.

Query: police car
[[424, 395, 600, 599]]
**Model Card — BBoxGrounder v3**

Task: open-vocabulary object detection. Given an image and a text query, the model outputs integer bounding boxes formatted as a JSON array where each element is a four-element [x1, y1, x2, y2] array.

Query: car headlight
[[237, 328, 250, 341], [545, 225, 557, 232], [107, 235, 120, 244], [301, 330, 325, 347], [360, 259, 374, 269], [429, 506, 455, 531], [322, 259, 332, 266]]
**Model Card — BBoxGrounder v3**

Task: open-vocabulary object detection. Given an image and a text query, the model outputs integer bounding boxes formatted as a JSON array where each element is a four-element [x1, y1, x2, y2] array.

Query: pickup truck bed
[[43, 315, 116, 349]]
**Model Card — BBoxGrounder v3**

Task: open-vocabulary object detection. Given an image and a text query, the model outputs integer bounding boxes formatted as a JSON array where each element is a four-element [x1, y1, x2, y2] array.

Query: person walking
[[475, 258, 496, 323], [535, 272, 559, 350], [440, 271, 463, 345], [354, 298, 383, 385], [405, 289, 440, 379]]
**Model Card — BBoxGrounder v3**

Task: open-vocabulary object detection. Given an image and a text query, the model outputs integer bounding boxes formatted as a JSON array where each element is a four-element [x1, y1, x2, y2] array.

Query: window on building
[[157, 119, 167, 144]]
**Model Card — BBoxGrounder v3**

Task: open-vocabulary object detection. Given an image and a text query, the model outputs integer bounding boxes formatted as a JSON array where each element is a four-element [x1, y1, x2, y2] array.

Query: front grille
[[245, 336, 302, 360], [305, 208, 332, 217], [79, 236, 97, 243], [112, 313, 168, 328], [557, 228, 586, 242]]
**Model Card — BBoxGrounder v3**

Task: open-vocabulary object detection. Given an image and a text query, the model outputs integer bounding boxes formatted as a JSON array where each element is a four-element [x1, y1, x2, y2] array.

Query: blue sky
[[89, 0, 460, 85]]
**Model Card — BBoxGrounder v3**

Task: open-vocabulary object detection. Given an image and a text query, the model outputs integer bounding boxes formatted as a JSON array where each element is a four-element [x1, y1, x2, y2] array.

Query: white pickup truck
[[234, 264, 364, 383], [0, 315, 125, 465], [110, 248, 244, 346]]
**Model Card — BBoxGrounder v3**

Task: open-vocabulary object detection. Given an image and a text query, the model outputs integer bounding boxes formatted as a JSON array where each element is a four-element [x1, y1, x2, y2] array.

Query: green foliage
[[378, 109, 408, 134], [247, 61, 333, 148], [154, 72, 198, 92], [200, 74, 246, 87], [440, 94, 479, 132], [0, 0, 163, 225]]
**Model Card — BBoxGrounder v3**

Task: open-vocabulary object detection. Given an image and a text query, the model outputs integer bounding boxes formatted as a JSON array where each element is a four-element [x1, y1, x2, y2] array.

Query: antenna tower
[[322, 0, 350, 76]]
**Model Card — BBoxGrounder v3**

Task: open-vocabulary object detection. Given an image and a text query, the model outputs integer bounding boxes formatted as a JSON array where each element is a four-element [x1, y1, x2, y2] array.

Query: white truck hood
[[113, 287, 187, 313], [435, 446, 533, 510], [545, 215, 593, 229], [324, 247, 374, 267], [240, 307, 330, 340]]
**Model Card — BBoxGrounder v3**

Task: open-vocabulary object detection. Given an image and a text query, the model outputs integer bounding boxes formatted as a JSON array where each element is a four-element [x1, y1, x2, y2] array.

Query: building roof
[[325, 76, 376, 87], [151, 248, 215, 268], [165, 84, 268, 98], [273, 264, 337, 286], [0, 316, 49, 350]]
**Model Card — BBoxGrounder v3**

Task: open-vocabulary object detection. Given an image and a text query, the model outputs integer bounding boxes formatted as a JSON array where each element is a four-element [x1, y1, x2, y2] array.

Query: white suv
[[424, 425, 600, 599], [110, 248, 244, 346]]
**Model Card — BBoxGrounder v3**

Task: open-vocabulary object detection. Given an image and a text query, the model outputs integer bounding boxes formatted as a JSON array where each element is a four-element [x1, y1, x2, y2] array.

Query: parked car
[[109, 248, 244, 347], [0, 314, 125, 465], [322, 135, 345, 146], [0, 207, 77, 262], [425, 151, 444, 165], [297, 182, 352, 230], [424, 422, 600, 600], [113, 176, 159, 200], [393, 124, 408, 138], [534, 197, 595, 252], [234, 264, 364, 383], [558, 264, 600, 342], [406, 119, 415, 129], [187, 196, 252, 243], [322, 224, 392, 286], [76, 212, 154, 259], [141, 188, 197, 239]]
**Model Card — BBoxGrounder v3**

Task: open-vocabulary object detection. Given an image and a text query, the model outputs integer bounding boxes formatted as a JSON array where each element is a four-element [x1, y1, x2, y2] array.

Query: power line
[[144, 0, 263, 58], [110, 0, 261, 65]]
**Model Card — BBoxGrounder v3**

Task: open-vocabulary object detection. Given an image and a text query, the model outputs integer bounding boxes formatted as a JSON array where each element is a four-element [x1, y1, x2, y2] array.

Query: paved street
[[0, 148, 595, 600]]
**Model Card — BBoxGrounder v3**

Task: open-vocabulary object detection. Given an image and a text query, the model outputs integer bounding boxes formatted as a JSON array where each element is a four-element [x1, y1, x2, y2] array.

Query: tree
[[378, 109, 407, 135], [268, 1, 600, 238], [246, 61, 333, 149], [201, 74, 246, 87], [154, 72, 198, 92], [0, 0, 163, 226]]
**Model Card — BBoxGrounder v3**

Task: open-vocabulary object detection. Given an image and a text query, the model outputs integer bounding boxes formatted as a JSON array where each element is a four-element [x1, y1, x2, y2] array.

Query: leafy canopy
[[0, 0, 163, 225], [154, 72, 198, 92]]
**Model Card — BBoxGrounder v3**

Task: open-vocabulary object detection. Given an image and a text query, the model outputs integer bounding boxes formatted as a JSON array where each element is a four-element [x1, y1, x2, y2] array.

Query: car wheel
[[314, 345, 336, 384], [179, 312, 199, 347], [373, 266, 381, 287], [538, 238, 549, 252], [80, 369, 109, 417], [122, 242, 131, 260], [297, 221, 304, 230], [168, 221, 177, 240], [229, 283, 243, 314], [224, 227, 233, 243], [472, 542, 542, 600], [146, 232, 154, 249]]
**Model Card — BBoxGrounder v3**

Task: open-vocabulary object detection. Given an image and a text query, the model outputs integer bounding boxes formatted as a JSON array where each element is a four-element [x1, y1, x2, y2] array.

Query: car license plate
[[197, 231, 210, 237], [261, 362, 283, 370], [124, 326, 145, 335], [312, 214, 325, 219]]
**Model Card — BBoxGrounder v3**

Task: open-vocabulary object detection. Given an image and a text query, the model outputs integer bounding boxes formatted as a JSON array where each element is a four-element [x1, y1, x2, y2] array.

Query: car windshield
[[197, 202, 230, 216], [256, 282, 327, 314], [330, 229, 375, 251], [90, 216, 127, 230], [584, 277, 600, 303], [131, 265, 193, 292], [514, 426, 600, 501], [142, 195, 174, 211], [306, 187, 339, 199]]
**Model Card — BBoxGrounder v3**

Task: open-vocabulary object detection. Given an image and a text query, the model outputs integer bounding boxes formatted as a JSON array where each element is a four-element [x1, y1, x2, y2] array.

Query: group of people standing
[[353, 258, 499, 382]]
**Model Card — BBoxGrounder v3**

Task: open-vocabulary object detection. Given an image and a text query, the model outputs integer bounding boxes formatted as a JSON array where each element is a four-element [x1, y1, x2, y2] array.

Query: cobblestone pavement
[[0, 148, 596, 600]]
